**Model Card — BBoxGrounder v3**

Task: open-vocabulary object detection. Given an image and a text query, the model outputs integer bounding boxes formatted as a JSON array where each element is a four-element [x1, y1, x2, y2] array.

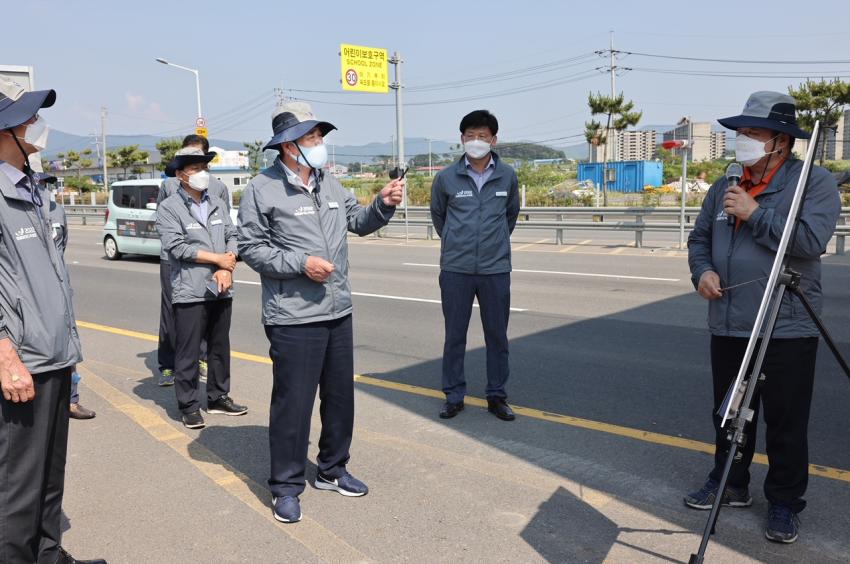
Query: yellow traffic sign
[[340, 43, 389, 93], [195, 127, 208, 137]]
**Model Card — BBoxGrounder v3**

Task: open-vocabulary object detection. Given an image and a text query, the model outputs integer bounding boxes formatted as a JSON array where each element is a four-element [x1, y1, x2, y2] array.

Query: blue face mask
[[290, 143, 328, 169]]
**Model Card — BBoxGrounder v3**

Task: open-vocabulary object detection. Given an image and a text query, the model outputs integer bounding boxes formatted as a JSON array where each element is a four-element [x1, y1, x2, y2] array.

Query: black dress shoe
[[57, 546, 107, 564], [439, 401, 464, 419], [487, 398, 516, 421]]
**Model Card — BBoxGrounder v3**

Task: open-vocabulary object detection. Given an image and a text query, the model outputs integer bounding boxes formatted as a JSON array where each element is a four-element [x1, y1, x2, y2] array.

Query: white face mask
[[289, 143, 328, 169], [463, 139, 492, 160], [735, 133, 781, 166], [183, 169, 210, 191], [9, 116, 50, 151]]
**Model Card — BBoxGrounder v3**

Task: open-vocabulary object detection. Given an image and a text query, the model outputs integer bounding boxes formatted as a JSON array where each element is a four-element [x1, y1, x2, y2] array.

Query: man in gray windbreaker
[[156, 133, 230, 387], [0, 79, 105, 564], [156, 147, 246, 430], [685, 91, 841, 544], [238, 102, 403, 523]]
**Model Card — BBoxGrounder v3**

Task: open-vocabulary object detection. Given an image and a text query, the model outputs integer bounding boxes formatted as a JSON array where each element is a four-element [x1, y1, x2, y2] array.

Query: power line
[[293, 70, 600, 108], [628, 66, 850, 79], [616, 50, 850, 65]]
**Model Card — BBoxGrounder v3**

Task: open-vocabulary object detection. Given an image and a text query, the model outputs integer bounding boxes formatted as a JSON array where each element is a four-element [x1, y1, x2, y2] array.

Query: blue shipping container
[[577, 160, 663, 193]]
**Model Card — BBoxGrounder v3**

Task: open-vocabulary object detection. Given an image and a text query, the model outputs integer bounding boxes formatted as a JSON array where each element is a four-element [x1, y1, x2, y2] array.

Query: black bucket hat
[[0, 76, 56, 130], [718, 91, 810, 139], [263, 101, 336, 151], [166, 146, 216, 177]]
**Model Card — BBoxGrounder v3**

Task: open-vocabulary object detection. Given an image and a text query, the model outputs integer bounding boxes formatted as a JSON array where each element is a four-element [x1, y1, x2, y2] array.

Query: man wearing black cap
[[0, 78, 105, 563], [686, 91, 841, 544], [238, 101, 404, 523]]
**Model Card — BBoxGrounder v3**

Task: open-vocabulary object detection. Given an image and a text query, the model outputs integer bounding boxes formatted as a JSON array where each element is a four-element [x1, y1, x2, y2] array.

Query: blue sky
[[7, 0, 850, 150]]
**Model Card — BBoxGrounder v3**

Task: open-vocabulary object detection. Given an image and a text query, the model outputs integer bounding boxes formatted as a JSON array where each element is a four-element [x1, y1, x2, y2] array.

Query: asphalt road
[[57, 225, 850, 563]]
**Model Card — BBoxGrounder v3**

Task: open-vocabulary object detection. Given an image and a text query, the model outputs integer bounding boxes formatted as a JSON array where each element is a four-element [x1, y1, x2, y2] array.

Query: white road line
[[233, 280, 528, 312], [401, 263, 680, 283]]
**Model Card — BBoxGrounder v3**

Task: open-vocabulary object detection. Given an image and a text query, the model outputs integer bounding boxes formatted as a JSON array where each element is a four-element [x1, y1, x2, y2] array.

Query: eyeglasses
[[463, 134, 493, 142]]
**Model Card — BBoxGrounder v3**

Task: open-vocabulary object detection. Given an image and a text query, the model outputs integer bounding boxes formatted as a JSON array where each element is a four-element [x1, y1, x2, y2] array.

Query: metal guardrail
[[64, 205, 850, 254]]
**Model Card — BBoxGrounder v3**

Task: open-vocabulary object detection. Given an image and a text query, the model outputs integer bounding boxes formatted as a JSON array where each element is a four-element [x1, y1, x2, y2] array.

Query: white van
[[102, 179, 162, 260], [102, 178, 239, 260]]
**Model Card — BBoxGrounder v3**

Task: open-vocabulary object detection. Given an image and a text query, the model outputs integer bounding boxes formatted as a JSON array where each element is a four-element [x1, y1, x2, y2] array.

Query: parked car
[[102, 179, 237, 260]]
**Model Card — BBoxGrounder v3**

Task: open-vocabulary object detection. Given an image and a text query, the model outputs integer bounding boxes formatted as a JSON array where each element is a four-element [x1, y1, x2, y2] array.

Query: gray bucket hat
[[718, 91, 810, 139], [0, 76, 56, 130], [263, 101, 336, 151]]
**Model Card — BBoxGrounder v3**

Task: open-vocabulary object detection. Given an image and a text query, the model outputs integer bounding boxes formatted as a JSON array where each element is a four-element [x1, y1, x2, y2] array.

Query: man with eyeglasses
[[430, 109, 520, 422]]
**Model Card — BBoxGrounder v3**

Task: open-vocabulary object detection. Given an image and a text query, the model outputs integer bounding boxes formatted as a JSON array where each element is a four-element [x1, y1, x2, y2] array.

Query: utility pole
[[390, 51, 408, 242], [428, 138, 433, 177], [100, 107, 108, 192], [602, 30, 617, 207]]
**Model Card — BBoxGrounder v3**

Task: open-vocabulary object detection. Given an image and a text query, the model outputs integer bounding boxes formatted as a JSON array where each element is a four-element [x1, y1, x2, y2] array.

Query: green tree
[[64, 175, 95, 193], [585, 92, 643, 205], [788, 79, 850, 165], [107, 145, 150, 180], [155, 138, 181, 172], [242, 140, 265, 176]]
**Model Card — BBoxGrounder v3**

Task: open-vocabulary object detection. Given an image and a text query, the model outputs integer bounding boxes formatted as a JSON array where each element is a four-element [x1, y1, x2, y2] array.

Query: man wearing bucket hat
[[686, 91, 840, 544], [156, 134, 230, 388], [156, 146, 246, 430], [238, 101, 404, 523], [0, 78, 105, 563]]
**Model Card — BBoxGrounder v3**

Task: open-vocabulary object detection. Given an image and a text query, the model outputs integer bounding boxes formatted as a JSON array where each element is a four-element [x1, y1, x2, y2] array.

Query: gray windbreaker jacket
[[158, 176, 230, 260], [430, 153, 520, 274], [156, 187, 237, 304], [237, 158, 395, 325], [0, 171, 82, 372], [688, 158, 841, 338]]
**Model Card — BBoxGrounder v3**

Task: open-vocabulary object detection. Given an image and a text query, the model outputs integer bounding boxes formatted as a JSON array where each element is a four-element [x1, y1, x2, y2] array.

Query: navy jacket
[[688, 159, 840, 338], [430, 154, 520, 274]]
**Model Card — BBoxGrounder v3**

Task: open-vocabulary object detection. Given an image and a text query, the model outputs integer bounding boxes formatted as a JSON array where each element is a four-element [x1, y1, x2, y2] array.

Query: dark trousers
[[439, 271, 511, 404], [0, 368, 72, 564], [158, 261, 206, 372], [265, 315, 354, 498], [173, 300, 232, 414], [709, 335, 818, 513]]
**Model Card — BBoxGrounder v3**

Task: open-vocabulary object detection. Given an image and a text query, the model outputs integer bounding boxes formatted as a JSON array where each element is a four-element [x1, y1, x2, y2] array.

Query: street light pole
[[662, 139, 690, 249], [155, 58, 203, 119]]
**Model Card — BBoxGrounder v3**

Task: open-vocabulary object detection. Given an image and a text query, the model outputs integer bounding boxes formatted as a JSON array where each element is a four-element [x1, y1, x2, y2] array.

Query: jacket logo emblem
[[716, 210, 728, 222], [294, 206, 316, 216], [187, 222, 203, 230], [455, 190, 474, 199], [14, 226, 38, 241]]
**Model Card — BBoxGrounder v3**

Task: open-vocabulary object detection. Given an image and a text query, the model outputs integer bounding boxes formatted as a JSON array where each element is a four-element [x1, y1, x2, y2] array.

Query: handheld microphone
[[725, 162, 743, 226]]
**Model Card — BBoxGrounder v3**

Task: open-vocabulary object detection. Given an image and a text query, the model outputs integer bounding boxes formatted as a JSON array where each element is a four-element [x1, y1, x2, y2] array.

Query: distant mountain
[[44, 131, 578, 166], [45, 131, 245, 163]]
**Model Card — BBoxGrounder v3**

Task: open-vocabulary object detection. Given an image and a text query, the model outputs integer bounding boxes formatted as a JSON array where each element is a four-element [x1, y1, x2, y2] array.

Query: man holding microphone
[[238, 102, 403, 523], [686, 91, 840, 544]]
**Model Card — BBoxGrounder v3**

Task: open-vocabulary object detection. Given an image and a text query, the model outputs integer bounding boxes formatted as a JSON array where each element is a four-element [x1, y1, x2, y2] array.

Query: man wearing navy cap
[[0, 78, 105, 563], [238, 102, 404, 523], [686, 91, 841, 544]]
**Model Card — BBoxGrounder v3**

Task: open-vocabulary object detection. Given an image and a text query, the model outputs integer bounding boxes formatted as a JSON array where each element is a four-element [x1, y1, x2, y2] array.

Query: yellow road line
[[559, 245, 578, 253], [77, 364, 371, 563], [609, 247, 626, 255], [77, 320, 850, 484]]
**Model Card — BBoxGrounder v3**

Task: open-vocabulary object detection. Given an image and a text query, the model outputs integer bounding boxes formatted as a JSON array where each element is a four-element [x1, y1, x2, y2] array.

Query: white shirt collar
[[282, 162, 315, 193], [0, 161, 27, 186]]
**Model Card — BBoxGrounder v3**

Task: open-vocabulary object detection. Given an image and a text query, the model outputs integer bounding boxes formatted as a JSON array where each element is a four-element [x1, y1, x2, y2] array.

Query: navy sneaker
[[315, 471, 369, 497], [683, 478, 752, 510], [272, 496, 301, 523], [765, 503, 800, 544]]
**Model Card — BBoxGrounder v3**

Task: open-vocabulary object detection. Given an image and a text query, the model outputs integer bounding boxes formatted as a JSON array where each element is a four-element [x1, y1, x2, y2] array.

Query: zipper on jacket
[[311, 188, 337, 313], [724, 220, 739, 332]]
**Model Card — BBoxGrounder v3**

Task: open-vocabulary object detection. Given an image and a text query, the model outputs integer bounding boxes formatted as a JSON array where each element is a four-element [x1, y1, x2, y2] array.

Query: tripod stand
[[689, 121, 850, 563]]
